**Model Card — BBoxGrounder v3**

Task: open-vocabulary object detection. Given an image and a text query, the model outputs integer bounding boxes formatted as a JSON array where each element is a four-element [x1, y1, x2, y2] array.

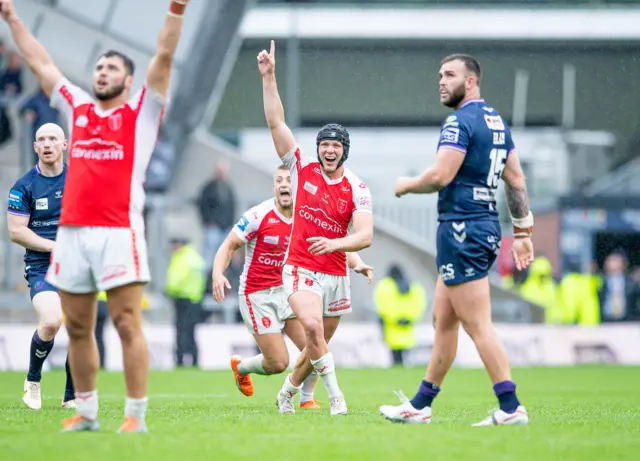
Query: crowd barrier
[[0, 323, 639, 372]]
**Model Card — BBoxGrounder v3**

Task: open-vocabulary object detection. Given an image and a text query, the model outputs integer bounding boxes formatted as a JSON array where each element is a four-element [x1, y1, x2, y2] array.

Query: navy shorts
[[25, 264, 57, 299], [436, 219, 502, 286]]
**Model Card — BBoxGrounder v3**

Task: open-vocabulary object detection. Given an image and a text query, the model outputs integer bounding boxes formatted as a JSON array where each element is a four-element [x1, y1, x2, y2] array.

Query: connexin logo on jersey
[[298, 205, 344, 235], [70, 138, 124, 161], [258, 252, 286, 267]]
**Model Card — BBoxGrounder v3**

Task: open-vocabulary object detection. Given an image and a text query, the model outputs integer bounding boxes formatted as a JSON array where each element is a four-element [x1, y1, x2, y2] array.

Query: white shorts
[[239, 286, 294, 335], [282, 264, 351, 317], [46, 226, 150, 293]]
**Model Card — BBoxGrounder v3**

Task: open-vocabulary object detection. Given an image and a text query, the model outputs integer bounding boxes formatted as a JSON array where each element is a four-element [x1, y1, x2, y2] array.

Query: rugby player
[[213, 165, 372, 408], [380, 54, 533, 426], [258, 40, 374, 416], [7, 123, 75, 411], [0, 0, 191, 432]]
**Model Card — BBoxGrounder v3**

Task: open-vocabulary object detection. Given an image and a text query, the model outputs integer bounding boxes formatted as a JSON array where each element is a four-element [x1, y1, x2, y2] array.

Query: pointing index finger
[[270, 39, 275, 57]]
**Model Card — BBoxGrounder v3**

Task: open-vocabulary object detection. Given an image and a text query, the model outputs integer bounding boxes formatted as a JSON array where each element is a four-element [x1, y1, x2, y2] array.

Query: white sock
[[311, 352, 342, 399], [237, 354, 266, 375], [125, 396, 148, 420], [280, 373, 301, 396], [300, 372, 319, 403], [75, 390, 99, 421]]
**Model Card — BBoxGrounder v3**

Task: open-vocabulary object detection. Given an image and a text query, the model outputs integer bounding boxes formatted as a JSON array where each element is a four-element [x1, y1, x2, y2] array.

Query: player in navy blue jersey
[[381, 54, 534, 426], [7, 123, 75, 410]]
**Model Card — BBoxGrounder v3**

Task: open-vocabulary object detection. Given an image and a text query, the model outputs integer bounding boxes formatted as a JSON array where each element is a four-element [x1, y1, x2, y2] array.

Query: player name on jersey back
[[436, 98, 515, 222], [50, 78, 164, 229], [282, 147, 372, 276], [234, 199, 293, 294]]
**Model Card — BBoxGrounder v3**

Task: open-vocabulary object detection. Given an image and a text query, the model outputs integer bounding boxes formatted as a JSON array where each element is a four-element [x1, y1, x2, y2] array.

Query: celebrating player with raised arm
[[258, 40, 374, 416], [381, 54, 533, 426], [7, 123, 75, 411], [213, 165, 372, 408], [0, 0, 190, 433]]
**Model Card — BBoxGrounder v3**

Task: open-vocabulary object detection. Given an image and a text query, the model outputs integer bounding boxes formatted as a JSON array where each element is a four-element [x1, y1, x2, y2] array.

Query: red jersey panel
[[282, 147, 372, 276], [50, 77, 164, 229], [233, 198, 293, 294]]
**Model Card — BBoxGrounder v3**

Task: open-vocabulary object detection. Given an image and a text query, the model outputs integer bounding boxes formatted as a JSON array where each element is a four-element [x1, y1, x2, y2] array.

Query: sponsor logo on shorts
[[327, 298, 350, 313], [102, 264, 128, 282], [262, 317, 272, 328], [439, 263, 455, 282], [305, 279, 314, 287]]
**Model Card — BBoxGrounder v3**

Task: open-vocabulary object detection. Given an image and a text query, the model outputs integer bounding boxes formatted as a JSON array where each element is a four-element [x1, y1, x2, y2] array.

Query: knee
[[40, 316, 63, 339], [65, 316, 92, 341], [301, 317, 324, 343], [112, 312, 141, 343], [265, 355, 289, 374], [460, 318, 488, 339]]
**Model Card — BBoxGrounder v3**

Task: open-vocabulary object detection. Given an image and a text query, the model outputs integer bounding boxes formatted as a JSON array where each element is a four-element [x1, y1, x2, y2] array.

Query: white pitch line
[[0, 393, 230, 399]]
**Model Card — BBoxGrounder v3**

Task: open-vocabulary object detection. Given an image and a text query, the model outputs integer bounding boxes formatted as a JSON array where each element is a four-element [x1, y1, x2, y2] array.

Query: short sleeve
[[50, 77, 93, 123], [7, 182, 30, 216], [506, 127, 516, 154], [232, 207, 262, 243], [281, 146, 309, 173], [352, 181, 373, 215], [437, 114, 471, 154], [133, 85, 166, 129]]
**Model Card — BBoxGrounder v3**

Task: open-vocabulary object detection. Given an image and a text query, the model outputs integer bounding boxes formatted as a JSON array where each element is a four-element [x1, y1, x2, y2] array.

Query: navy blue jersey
[[7, 164, 66, 265], [436, 98, 515, 222]]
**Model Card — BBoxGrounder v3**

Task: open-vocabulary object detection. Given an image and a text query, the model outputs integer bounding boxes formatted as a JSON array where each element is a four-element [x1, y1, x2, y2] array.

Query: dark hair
[[441, 53, 481, 84], [276, 164, 289, 172], [98, 50, 135, 76]]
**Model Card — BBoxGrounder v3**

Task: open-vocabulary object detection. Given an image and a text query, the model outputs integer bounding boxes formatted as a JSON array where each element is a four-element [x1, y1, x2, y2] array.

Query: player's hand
[[212, 273, 231, 303], [353, 262, 374, 284], [511, 237, 534, 271], [257, 40, 276, 76], [307, 237, 339, 256], [394, 176, 413, 198], [0, 0, 16, 21]]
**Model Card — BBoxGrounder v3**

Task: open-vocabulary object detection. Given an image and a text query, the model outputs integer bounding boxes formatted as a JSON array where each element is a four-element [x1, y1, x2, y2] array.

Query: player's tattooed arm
[[0, 0, 62, 97], [501, 150, 530, 219], [146, 0, 190, 98], [504, 182, 530, 219]]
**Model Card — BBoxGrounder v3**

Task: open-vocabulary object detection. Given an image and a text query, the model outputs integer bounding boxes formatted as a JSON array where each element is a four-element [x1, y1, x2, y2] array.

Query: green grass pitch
[[1, 366, 639, 461]]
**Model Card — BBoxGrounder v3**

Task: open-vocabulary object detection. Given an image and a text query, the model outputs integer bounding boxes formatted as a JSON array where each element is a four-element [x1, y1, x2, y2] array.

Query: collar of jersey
[[272, 199, 293, 224], [320, 166, 344, 185], [460, 98, 485, 108]]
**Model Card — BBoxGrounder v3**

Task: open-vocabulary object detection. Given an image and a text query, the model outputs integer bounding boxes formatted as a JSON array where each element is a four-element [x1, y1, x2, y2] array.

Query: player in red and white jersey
[[258, 41, 374, 416], [212, 165, 372, 408], [0, 0, 192, 433]]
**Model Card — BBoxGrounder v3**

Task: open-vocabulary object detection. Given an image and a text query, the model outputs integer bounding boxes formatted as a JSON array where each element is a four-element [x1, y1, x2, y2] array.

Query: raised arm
[[146, 0, 190, 98], [7, 214, 54, 253], [0, 0, 62, 97], [257, 40, 297, 158]]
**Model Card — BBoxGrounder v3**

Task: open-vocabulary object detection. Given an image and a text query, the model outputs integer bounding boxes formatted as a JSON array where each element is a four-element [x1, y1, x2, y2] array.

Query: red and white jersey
[[282, 146, 372, 276], [233, 198, 293, 295], [50, 77, 164, 230]]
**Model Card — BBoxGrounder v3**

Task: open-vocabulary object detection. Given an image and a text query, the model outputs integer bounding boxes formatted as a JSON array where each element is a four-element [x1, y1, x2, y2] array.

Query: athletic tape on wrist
[[169, 0, 187, 17], [511, 211, 534, 238]]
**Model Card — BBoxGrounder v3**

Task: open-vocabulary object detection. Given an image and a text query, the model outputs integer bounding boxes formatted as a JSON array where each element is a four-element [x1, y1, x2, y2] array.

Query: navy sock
[[493, 380, 520, 414], [26, 330, 54, 382], [63, 354, 75, 402], [409, 380, 440, 410]]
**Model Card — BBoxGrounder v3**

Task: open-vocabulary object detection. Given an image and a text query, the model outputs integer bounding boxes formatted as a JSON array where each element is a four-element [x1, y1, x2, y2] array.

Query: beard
[[94, 81, 126, 101], [442, 83, 466, 108]]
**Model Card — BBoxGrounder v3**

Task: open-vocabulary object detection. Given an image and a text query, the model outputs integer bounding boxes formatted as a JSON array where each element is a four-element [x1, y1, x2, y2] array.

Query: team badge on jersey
[[338, 198, 348, 214], [108, 113, 122, 131]]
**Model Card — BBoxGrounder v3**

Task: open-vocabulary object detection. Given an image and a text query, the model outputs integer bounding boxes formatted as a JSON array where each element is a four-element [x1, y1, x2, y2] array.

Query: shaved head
[[35, 123, 65, 142]]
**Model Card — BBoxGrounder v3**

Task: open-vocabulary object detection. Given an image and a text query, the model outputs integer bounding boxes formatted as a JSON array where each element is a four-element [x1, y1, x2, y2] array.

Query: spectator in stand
[[599, 251, 637, 322], [0, 48, 23, 146], [197, 159, 236, 271]]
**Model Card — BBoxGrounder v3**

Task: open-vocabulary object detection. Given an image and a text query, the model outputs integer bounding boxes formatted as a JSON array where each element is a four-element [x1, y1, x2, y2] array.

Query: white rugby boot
[[379, 391, 432, 424], [472, 406, 529, 426], [276, 390, 296, 414], [23, 380, 42, 410], [329, 396, 348, 416]]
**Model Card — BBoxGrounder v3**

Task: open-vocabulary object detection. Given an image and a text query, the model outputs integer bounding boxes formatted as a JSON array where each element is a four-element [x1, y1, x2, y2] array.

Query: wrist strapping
[[511, 211, 534, 239], [169, 0, 187, 17]]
